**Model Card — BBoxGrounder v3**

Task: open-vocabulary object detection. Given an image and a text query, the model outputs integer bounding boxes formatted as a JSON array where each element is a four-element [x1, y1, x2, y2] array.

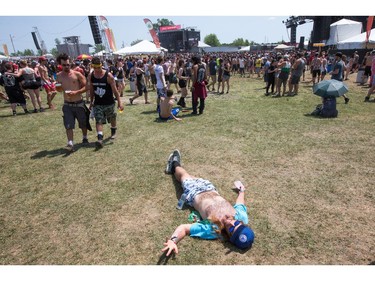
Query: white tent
[[94, 50, 107, 56], [325, 19, 362, 46], [239, 46, 250, 52], [114, 40, 167, 55], [274, 44, 293, 50], [0, 54, 8, 59], [198, 41, 210, 48], [337, 28, 375, 49]]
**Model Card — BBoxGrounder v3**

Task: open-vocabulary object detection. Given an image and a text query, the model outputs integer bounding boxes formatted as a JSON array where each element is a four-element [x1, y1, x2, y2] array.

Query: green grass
[[0, 72, 374, 265]]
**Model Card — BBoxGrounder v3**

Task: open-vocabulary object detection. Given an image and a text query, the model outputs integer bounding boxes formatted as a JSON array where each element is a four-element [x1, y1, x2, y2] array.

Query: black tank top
[[91, 71, 115, 105]]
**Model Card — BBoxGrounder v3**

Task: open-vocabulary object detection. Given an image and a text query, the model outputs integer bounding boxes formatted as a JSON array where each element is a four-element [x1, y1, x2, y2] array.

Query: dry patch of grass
[[0, 71, 374, 265]]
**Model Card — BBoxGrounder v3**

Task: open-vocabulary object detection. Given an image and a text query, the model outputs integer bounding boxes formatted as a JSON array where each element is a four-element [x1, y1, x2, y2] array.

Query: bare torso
[[159, 97, 174, 118], [57, 70, 85, 102], [192, 191, 236, 220]]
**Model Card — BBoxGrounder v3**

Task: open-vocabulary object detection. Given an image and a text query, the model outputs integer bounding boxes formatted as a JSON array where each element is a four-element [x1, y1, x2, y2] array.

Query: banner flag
[[143, 18, 161, 48], [99, 16, 116, 52], [366, 16, 374, 43]]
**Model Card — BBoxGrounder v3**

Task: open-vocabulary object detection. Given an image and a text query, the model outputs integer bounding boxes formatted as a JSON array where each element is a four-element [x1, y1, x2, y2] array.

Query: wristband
[[170, 236, 178, 243]]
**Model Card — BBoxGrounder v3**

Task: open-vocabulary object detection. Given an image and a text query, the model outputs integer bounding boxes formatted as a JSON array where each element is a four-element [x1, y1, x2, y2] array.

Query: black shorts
[[364, 66, 372, 77], [312, 69, 321, 78], [290, 75, 301, 85]]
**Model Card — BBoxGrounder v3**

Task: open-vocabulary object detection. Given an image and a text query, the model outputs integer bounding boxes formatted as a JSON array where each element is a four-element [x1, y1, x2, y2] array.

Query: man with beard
[[56, 53, 90, 152]]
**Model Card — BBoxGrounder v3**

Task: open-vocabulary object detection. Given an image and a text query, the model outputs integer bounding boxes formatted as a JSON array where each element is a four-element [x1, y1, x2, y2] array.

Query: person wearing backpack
[[191, 55, 207, 115]]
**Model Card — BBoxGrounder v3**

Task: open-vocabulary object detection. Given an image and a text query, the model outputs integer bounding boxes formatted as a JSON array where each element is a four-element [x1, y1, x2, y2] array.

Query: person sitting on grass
[[159, 89, 181, 122], [162, 150, 255, 257]]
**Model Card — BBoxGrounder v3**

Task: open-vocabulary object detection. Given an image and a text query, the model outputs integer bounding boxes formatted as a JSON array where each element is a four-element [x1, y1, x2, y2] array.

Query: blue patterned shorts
[[181, 178, 218, 206]]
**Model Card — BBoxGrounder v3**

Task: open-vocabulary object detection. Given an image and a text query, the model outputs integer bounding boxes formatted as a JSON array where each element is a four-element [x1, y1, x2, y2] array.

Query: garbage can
[[129, 78, 136, 92], [356, 68, 365, 83]]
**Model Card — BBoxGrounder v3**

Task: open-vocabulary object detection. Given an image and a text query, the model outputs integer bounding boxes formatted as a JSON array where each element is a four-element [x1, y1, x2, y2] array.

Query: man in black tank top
[[88, 57, 124, 149]]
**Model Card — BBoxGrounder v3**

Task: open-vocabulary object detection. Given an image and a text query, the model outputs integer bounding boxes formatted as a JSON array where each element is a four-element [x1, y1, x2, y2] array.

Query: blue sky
[[0, 16, 314, 53], [0, 1, 365, 54]]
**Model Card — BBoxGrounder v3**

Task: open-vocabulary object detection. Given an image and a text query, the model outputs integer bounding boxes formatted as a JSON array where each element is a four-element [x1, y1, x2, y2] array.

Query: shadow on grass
[[30, 139, 112, 159], [156, 251, 176, 265]]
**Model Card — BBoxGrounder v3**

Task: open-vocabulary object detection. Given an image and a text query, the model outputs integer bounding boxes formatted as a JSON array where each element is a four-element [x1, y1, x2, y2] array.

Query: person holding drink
[[56, 53, 90, 152]]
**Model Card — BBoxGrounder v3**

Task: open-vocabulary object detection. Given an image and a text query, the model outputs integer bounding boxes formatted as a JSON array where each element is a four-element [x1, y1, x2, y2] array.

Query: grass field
[[0, 71, 374, 265]]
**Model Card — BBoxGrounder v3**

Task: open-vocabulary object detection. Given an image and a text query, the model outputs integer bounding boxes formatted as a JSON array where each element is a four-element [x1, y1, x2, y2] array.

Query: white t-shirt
[[154, 64, 165, 89]]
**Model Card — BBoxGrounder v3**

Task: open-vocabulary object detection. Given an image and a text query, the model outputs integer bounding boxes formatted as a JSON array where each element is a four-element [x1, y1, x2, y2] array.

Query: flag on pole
[[99, 16, 117, 52], [143, 18, 161, 48], [366, 16, 374, 43]]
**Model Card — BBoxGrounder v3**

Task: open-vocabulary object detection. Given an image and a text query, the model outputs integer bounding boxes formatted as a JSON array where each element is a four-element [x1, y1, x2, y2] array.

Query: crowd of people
[[1, 48, 375, 143]]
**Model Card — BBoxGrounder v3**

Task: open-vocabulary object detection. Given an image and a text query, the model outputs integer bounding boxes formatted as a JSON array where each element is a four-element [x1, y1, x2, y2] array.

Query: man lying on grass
[[162, 150, 255, 256]]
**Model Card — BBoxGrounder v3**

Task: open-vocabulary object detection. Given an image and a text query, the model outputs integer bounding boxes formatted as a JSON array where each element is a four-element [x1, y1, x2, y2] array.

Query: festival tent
[[274, 44, 293, 50], [198, 41, 211, 48], [337, 28, 375, 49], [114, 40, 167, 55], [0, 54, 8, 59], [325, 19, 362, 46], [239, 46, 251, 52]]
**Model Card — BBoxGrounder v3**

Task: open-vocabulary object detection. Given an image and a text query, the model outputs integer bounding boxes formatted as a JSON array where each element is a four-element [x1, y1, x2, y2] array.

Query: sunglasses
[[92, 64, 102, 69], [229, 220, 241, 234], [61, 64, 70, 67]]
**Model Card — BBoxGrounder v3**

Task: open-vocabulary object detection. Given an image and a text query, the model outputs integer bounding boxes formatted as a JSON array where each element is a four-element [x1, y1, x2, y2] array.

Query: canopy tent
[[274, 44, 294, 50], [325, 19, 362, 46], [0, 54, 8, 59], [93, 50, 107, 56], [239, 46, 250, 52], [337, 28, 375, 49], [114, 40, 167, 55], [198, 41, 210, 48]]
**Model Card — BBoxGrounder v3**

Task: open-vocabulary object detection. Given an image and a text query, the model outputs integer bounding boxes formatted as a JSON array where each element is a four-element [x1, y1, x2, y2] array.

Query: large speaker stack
[[88, 16, 102, 45], [31, 32, 41, 50]]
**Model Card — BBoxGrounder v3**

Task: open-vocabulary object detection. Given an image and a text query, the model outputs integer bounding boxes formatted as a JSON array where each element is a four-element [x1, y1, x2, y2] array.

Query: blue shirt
[[189, 204, 249, 240]]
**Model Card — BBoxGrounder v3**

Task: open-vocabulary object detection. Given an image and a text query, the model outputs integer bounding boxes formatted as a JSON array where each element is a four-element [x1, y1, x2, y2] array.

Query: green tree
[[231, 38, 251, 46], [23, 49, 35, 56], [94, 44, 105, 53], [153, 18, 174, 32], [204, 34, 220, 47], [131, 39, 143, 46], [50, 48, 59, 58]]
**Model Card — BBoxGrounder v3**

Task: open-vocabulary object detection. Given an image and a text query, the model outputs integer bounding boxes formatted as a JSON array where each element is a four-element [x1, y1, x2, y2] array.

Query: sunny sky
[[1, 0, 365, 55], [0, 16, 315, 54]]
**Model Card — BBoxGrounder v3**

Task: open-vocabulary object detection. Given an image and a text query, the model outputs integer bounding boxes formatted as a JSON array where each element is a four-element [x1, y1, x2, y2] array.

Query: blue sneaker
[[165, 149, 181, 174]]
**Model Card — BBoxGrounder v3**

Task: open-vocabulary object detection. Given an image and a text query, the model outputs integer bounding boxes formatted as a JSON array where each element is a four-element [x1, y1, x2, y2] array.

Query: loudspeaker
[[299, 36, 305, 49], [88, 16, 102, 44], [31, 32, 41, 50]]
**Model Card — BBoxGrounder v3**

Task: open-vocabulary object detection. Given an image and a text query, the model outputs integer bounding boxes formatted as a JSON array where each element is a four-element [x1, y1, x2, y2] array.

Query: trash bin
[[129, 78, 136, 92], [356, 68, 365, 83]]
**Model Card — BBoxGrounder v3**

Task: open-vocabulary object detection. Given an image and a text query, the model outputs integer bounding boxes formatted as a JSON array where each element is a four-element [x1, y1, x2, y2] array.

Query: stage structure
[[283, 16, 370, 48], [158, 25, 200, 53], [56, 36, 90, 59]]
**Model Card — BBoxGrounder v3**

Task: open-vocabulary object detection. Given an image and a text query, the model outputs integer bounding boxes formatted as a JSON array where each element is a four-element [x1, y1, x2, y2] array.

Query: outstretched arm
[[162, 224, 191, 256], [235, 183, 246, 205]]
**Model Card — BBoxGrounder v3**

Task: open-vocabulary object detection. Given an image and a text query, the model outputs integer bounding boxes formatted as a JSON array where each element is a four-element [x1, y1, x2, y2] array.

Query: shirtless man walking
[[162, 150, 255, 256], [38, 56, 57, 109], [56, 53, 90, 152]]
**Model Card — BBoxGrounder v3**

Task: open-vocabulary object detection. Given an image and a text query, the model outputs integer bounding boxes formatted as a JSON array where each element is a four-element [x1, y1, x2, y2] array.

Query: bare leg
[[66, 128, 73, 142], [174, 166, 196, 183]]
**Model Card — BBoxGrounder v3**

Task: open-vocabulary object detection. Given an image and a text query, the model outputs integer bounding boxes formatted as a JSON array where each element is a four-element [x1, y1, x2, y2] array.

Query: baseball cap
[[39, 56, 47, 62], [229, 225, 255, 249]]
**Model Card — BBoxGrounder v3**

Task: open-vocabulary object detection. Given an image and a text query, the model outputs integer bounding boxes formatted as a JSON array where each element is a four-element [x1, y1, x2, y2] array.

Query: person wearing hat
[[162, 150, 255, 256], [330, 52, 350, 104]]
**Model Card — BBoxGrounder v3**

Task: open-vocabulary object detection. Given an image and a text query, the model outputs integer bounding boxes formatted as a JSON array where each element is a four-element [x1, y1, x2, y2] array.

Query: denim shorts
[[181, 178, 218, 206]]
